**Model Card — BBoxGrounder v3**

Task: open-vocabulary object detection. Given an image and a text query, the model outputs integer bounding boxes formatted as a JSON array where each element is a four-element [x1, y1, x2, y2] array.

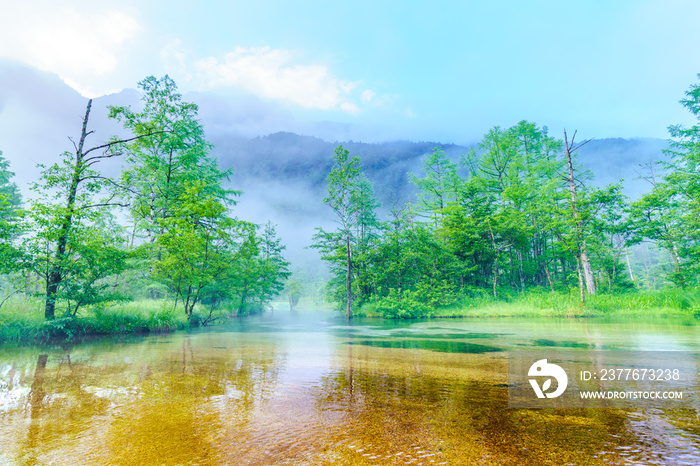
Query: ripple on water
[[0, 314, 698, 465]]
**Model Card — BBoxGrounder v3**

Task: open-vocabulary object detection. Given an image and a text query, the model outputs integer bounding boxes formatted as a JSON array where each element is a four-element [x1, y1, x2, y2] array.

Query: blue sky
[[2, 0, 700, 143]]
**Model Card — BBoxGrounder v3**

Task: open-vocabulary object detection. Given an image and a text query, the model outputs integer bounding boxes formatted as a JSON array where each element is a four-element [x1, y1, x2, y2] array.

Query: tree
[[625, 75, 700, 287], [152, 182, 232, 320], [224, 221, 262, 316], [461, 122, 565, 294], [550, 130, 596, 303], [286, 281, 303, 311], [652, 74, 700, 283], [588, 184, 634, 292], [410, 147, 459, 222], [0, 150, 22, 275], [629, 179, 687, 286], [26, 100, 154, 320], [255, 222, 291, 307], [109, 75, 234, 247], [312, 146, 361, 319], [109, 76, 237, 302], [351, 175, 382, 305]]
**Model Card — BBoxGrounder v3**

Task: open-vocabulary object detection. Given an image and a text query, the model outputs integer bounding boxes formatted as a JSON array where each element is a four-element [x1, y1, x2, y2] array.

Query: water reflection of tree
[[4, 334, 284, 465], [104, 334, 284, 465], [21, 354, 47, 466], [17, 350, 113, 465]]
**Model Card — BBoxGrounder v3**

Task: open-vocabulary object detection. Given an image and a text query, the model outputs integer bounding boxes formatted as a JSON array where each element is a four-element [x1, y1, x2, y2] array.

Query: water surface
[[1, 312, 698, 465]]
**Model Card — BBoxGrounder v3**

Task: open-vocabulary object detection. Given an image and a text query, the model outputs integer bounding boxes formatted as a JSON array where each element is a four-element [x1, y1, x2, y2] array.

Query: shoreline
[[2, 296, 697, 347]]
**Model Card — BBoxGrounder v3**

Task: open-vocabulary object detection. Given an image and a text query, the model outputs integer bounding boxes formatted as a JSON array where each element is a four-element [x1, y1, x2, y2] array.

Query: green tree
[[225, 221, 262, 316], [626, 75, 700, 287], [152, 182, 232, 320], [351, 175, 382, 305], [629, 165, 689, 286], [312, 146, 362, 319], [109, 75, 234, 247], [109, 76, 236, 302], [461, 122, 565, 294], [410, 147, 459, 222], [286, 281, 303, 311], [655, 74, 700, 282], [0, 150, 22, 275], [26, 100, 152, 320], [255, 222, 291, 308], [588, 184, 635, 292]]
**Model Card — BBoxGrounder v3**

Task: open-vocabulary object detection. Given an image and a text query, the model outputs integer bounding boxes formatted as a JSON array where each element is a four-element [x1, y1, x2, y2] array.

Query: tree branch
[[83, 131, 168, 158], [79, 201, 130, 210], [78, 174, 141, 195]]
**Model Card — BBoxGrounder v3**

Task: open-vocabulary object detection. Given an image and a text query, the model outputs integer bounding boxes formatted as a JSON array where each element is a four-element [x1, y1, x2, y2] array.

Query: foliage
[[151, 181, 232, 319], [311, 145, 368, 319], [109, 75, 235, 243], [627, 74, 700, 287], [285, 280, 303, 310], [1, 75, 290, 332], [0, 297, 191, 344], [20, 99, 139, 320], [312, 118, 693, 318], [0, 150, 22, 275]]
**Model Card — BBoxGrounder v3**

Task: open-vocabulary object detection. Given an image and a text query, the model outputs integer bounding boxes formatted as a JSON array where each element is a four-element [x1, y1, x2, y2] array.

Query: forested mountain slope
[[210, 131, 667, 216]]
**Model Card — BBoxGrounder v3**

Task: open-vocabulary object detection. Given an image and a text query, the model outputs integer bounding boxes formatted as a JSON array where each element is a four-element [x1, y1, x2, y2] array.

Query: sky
[[1, 0, 700, 144]]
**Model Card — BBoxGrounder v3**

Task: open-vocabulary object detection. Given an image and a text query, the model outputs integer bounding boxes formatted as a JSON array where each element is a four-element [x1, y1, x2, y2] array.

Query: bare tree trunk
[[575, 254, 585, 305], [346, 233, 353, 320], [564, 130, 595, 298], [545, 265, 555, 292], [625, 248, 635, 282], [45, 100, 93, 320], [580, 242, 596, 295]]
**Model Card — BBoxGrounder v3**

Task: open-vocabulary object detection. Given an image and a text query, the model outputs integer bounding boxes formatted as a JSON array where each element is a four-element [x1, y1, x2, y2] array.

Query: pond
[[0, 311, 698, 465]]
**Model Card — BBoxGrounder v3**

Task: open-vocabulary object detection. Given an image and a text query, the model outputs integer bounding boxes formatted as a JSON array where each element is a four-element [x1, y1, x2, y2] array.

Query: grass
[[0, 297, 215, 344], [2, 289, 698, 344], [430, 288, 700, 318], [0, 294, 332, 345]]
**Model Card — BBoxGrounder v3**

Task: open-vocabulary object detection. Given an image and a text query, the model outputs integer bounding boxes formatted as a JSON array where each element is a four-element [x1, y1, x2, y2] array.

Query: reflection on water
[[348, 339, 502, 353], [0, 313, 698, 465]]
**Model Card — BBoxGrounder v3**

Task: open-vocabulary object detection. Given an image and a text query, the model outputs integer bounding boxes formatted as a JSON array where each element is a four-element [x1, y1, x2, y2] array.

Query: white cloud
[[176, 45, 368, 114], [160, 39, 189, 76], [340, 102, 360, 115], [0, 2, 141, 97]]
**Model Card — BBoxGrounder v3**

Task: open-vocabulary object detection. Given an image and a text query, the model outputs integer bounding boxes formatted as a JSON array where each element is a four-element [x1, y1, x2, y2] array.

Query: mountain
[[211, 131, 466, 211], [0, 61, 670, 268], [576, 137, 668, 198], [209, 131, 666, 212]]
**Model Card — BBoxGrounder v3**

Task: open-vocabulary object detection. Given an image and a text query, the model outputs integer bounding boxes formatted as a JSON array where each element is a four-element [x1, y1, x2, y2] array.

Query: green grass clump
[[0, 298, 201, 344], [0, 295, 47, 342], [87, 301, 190, 334], [436, 288, 700, 318], [363, 287, 700, 319], [90, 301, 189, 334]]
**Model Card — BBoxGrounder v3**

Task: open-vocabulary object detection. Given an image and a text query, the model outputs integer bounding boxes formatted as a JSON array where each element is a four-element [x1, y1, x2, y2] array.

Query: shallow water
[[0, 312, 699, 465]]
